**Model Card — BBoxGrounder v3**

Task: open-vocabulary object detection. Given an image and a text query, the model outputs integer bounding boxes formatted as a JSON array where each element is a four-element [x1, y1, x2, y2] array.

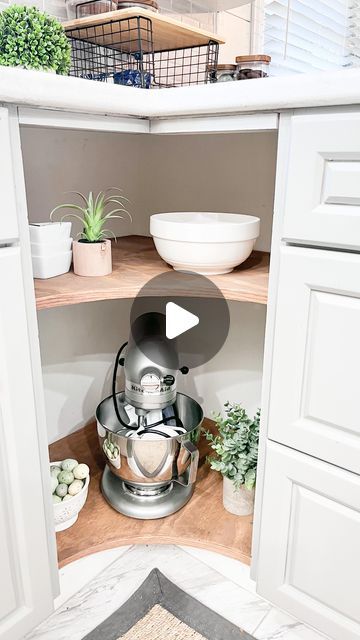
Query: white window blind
[[346, 1, 360, 66], [261, 0, 349, 75]]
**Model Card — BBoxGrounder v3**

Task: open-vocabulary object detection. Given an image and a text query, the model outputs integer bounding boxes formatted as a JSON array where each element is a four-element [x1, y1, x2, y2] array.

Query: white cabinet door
[[0, 108, 19, 242], [267, 245, 360, 474], [257, 442, 360, 640], [0, 247, 54, 640], [282, 111, 360, 250]]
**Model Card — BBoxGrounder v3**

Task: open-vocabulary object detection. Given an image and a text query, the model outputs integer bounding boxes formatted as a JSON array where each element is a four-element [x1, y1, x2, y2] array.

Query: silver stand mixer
[[96, 312, 203, 519]]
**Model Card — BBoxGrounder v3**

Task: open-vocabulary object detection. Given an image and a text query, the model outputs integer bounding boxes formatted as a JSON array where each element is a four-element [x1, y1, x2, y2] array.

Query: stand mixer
[[96, 312, 203, 519]]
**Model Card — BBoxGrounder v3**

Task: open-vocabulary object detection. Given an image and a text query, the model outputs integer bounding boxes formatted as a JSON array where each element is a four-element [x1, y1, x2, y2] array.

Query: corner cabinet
[[0, 107, 56, 640], [255, 109, 360, 640]]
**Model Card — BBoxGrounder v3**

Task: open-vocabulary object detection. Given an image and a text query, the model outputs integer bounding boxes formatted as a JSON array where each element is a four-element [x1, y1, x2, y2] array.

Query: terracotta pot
[[72, 239, 112, 276], [222, 476, 255, 516]]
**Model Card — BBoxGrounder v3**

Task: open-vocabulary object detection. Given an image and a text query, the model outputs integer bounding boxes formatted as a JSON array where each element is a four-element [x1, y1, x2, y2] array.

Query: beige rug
[[120, 604, 207, 640], [84, 568, 254, 640]]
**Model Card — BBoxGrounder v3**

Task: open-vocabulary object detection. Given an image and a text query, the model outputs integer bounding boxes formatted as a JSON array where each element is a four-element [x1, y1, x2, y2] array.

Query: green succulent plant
[[50, 189, 131, 242], [205, 402, 260, 490], [0, 5, 71, 74]]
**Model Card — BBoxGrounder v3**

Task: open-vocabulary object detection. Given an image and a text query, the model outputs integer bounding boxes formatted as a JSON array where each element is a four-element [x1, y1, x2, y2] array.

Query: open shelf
[[50, 419, 252, 568], [64, 8, 224, 52], [35, 236, 269, 310]]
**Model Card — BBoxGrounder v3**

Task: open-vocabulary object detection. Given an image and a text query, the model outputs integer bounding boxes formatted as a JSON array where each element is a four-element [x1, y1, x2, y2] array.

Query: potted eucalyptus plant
[[51, 189, 131, 277], [0, 5, 71, 74], [205, 402, 260, 516]]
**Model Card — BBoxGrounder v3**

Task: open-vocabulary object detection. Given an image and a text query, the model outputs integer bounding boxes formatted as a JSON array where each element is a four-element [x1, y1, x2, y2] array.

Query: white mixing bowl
[[150, 212, 260, 275]]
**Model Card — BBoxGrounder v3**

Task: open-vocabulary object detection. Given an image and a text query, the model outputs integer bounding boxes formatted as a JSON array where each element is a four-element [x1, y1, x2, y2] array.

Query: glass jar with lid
[[65, 0, 116, 20], [236, 55, 271, 79], [208, 64, 237, 83]]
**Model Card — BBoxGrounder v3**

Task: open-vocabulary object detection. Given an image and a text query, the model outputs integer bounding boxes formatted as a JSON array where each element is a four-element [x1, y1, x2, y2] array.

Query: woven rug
[[83, 568, 255, 640]]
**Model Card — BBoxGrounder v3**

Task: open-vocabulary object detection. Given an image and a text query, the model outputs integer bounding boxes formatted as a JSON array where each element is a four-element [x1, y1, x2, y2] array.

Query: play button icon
[[130, 270, 230, 369], [166, 302, 199, 339]]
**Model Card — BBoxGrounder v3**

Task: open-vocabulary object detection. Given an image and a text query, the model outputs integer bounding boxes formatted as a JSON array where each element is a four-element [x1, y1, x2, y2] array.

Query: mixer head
[[124, 312, 179, 413]]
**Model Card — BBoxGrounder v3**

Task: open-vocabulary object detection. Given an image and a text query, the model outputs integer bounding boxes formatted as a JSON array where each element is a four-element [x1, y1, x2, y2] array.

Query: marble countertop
[[2, 65, 360, 119]]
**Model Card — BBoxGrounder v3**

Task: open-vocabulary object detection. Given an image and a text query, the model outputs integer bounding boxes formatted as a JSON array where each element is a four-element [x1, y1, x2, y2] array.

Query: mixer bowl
[[96, 392, 203, 487]]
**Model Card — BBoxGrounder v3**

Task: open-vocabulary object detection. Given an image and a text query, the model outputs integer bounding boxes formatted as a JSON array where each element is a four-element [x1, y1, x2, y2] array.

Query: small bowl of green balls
[[50, 459, 90, 532]]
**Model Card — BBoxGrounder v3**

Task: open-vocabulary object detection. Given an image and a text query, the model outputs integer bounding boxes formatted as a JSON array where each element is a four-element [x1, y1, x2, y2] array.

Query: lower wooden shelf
[[49, 420, 253, 568]]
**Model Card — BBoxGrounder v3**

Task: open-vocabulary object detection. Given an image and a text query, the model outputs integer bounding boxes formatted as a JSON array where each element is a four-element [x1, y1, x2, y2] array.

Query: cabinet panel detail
[[287, 484, 360, 622], [0, 107, 19, 242], [282, 112, 360, 248], [301, 290, 360, 436], [257, 442, 360, 640], [0, 437, 19, 622], [322, 160, 360, 206], [268, 245, 360, 473]]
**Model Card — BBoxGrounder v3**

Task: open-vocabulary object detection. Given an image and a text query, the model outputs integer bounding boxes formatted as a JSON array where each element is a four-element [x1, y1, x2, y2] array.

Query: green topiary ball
[[0, 5, 71, 74]]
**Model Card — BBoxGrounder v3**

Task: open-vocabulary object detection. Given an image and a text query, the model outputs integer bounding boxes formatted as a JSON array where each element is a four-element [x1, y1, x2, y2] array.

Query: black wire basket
[[65, 14, 219, 88]]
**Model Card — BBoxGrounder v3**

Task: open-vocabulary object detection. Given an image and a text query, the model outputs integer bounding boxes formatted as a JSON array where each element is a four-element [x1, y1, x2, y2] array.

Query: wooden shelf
[[35, 236, 269, 310], [64, 8, 225, 53], [50, 420, 252, 567]]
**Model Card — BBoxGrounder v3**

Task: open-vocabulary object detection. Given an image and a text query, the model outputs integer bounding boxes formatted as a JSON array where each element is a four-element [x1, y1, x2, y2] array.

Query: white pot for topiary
[[72, 239, 112, 277], [222, 476, 255, 516]]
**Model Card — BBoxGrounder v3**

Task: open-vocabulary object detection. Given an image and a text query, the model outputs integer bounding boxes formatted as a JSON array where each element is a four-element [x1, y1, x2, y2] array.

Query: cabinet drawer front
[[283, 112, 360, 249], [268, 245, 360, 473], [257, 442, 360, 640]]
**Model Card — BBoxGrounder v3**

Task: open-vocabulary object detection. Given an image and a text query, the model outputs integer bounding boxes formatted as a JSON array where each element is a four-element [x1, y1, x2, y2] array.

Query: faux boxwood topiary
[[0, 5, 71, 74]]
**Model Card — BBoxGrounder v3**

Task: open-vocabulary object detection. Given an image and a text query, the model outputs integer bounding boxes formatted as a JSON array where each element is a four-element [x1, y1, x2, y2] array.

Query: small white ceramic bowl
[[150, 212, 260, 275], [51, 461, 90, 532], [31, 238, 73, 256], [31, 250, 72, 279], [29, 222, 72, 243]]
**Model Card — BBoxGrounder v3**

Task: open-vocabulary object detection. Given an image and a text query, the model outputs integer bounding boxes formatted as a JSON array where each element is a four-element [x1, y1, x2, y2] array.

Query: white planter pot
[[29, 222, 72, 243], [31, 251, 72, 279], [31, 238, 73, 257], [222, 476, 255, 516], [72, 239, 112, 277]]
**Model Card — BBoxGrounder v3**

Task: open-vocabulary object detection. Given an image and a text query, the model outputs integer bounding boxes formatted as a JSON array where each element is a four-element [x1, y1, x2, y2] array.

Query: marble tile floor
[[27, 545, 330, 640]]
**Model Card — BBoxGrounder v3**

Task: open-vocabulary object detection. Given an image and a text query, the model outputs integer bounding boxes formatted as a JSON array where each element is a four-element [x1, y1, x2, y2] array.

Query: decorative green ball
[[53, 494, 62, 504], [58, 470, 74, 485], [68, 479, 84, 496], [51, 475, 59, 493], [0, 5, 71, 74], [51, 466, 61, 478], [62, 458, 78, 472], [73, 463, 90, 480], [55, 483, 68, 498]]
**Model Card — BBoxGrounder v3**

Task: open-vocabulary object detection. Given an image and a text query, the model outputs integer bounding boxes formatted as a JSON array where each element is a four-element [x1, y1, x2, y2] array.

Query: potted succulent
[[205, 402, 260, 516], [51, 189, 131, 277], [0, 5, 71, 74]]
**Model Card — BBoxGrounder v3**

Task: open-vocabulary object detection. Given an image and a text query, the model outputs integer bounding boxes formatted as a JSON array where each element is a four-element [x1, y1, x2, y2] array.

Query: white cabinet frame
[[0, 106, 57, 640]]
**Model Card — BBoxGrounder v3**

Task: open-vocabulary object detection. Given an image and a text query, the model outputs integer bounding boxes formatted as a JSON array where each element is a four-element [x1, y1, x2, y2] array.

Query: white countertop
[[2, 65, 360, 119]]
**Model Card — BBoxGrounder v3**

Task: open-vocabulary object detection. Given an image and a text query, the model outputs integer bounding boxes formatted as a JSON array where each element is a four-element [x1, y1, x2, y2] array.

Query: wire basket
[[65, 14, 219, 88]]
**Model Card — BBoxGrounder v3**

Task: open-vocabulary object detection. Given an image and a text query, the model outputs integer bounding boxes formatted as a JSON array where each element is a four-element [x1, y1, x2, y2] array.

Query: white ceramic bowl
[[150, 212, 260, 275], [51, 461, 90, 532], [31, 251, 72, 279], [29, 222, 72, 243], [31, 238, 73, 256]]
